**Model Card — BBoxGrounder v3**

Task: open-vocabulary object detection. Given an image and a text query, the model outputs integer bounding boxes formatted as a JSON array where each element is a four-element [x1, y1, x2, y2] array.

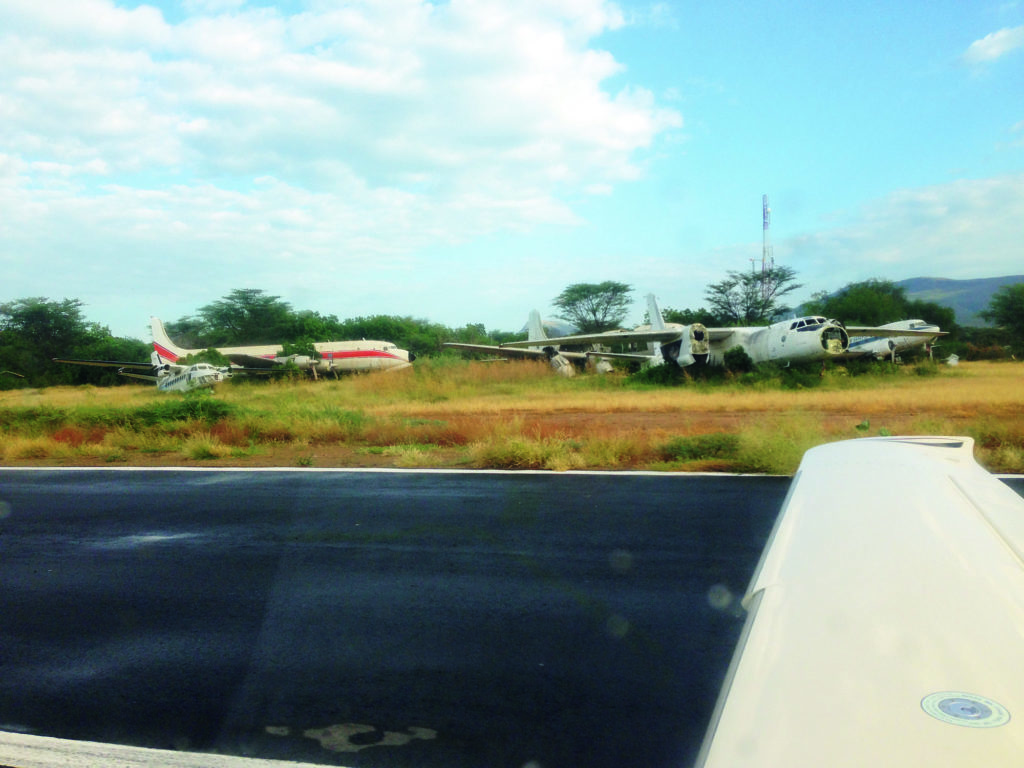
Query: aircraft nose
[[409, 351, 417, 362]]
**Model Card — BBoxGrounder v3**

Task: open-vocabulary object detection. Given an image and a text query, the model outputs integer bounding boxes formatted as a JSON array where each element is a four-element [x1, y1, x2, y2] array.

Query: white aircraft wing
[[444, 342, 591, 362], [52, 358, 155, 371], [499, 328, 683, 349], [225, 353, 279, 369], [704, 328, 740, 342], [443, 343, 551, 360], [585, 350, 657, 361], [697, 436, 1024, 767], [844, 326, 946, 338]]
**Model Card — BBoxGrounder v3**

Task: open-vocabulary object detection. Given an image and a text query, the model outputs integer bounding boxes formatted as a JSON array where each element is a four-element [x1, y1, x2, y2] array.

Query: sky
[[2, 0, 1022, 340]]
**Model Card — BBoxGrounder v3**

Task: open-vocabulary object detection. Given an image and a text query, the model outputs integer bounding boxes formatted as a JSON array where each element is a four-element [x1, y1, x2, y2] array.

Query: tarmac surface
[[1, 470, 1021, 767]]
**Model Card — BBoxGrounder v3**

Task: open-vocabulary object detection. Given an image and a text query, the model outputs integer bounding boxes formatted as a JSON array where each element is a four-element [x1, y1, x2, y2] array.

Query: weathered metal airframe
[[151, 317, 414, 375], [499, 294, 943, 370]]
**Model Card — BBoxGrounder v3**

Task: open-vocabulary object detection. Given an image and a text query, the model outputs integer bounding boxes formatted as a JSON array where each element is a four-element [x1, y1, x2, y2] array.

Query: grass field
[[1, 359, 1022, 474]]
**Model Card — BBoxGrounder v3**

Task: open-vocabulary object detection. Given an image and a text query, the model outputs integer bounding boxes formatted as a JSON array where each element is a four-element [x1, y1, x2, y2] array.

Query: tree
[[981, 283, 1024, 355], [662, 307, 719, 327], [552, 281, 633, 333], [807, 279, 957, 332], [703, 266, 802, 325], [332, 314, 454, 356], [1, 297, 94, 385], [170, 289, 297, 346], [0, 297, 147, 387], [804, 279, 907, 326]]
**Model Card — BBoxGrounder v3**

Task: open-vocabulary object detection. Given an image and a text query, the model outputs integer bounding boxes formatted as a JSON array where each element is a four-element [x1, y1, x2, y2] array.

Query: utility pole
[[761, 194, 774, 302]]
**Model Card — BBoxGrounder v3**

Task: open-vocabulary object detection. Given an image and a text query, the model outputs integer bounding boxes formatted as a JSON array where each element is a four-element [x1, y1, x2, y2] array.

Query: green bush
[[629, 363, 690, 386], [723, 346, 754, 373], [660, 433, 739, 462], [121, 394, 235, 427], [0, 406, 68, 432]]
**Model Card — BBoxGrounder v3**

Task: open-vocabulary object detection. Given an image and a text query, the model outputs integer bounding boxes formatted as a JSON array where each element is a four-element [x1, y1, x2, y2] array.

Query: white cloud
[[1012, 120, 1024, 146], [963, 25, 1024, 64], [782, 174, 1024, 294], [0, 0, 679, 235], [0, 0, 685, 334], [0, 0, 170, 48]]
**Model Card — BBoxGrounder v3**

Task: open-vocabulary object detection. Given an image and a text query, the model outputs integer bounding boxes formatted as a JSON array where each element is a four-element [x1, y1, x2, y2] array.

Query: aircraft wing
[[701, 328, 742, 343], [499, 328, 683, 349], [844, 326, 946, 338], [443, 343, 551, 360], [225, 353, 279, 369], [697, 436, 1024, 766], [52, 358, 155, 371], [586, 350, 657, 362], [444, 343, 590, 362]]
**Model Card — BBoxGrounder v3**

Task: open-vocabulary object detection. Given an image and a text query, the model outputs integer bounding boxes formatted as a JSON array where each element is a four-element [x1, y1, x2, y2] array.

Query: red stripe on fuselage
[[248, 351, 404, 361], [322, 350, 404, 361]]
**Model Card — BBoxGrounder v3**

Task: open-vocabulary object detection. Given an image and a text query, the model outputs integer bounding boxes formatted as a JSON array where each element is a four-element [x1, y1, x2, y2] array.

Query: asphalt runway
[[1, 469, 1021, 768]]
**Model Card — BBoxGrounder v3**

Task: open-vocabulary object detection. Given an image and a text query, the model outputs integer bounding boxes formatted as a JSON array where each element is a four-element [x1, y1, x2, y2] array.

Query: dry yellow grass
[[1, 360, 1021, 473]]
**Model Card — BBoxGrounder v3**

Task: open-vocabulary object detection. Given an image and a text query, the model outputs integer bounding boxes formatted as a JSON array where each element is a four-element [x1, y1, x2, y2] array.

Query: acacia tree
[[195, 288, 297, 345], [167, 289, 298, 347], [552, 281, 633, 333], [981, 283, 1024, 355], [703, 266, 802, 325]]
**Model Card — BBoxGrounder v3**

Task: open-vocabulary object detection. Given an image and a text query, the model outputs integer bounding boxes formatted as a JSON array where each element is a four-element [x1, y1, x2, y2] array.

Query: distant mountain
[[898, 275, 1024, 326]]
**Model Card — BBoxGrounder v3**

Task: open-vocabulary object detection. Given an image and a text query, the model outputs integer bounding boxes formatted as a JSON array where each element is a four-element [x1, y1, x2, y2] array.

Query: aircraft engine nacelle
[[543, 347, 575, 377], [660, 324, 707, 367], [274, 355, 317, 369], [690, 324, 709, 358]]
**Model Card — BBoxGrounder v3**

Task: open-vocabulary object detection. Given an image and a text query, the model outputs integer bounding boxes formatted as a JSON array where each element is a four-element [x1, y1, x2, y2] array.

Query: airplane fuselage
[[844, 320, 941, 359], [151, 318, 414, 374], [707, 316, 850, 366], [155, 363, 227, 392]]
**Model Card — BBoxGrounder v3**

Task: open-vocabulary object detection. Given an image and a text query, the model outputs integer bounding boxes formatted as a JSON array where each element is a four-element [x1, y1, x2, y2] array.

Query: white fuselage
[[151, 317, 413, 374], [844, 320, 941, 359], [228, 340, 415, 373], [154, 363, 227, 392], [707, 316, 850, 366]]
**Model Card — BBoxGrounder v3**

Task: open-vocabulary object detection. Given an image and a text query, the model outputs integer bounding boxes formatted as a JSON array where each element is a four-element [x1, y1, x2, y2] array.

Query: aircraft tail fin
[[644, 294, 667, 358], [526, 310, 548, 343], [150, 317, 188, 363], [647, 294, 667, 331]]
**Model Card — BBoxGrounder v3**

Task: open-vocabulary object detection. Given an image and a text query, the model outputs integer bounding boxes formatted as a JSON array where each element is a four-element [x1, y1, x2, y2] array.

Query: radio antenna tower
[[761, 194, 775, 302]]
